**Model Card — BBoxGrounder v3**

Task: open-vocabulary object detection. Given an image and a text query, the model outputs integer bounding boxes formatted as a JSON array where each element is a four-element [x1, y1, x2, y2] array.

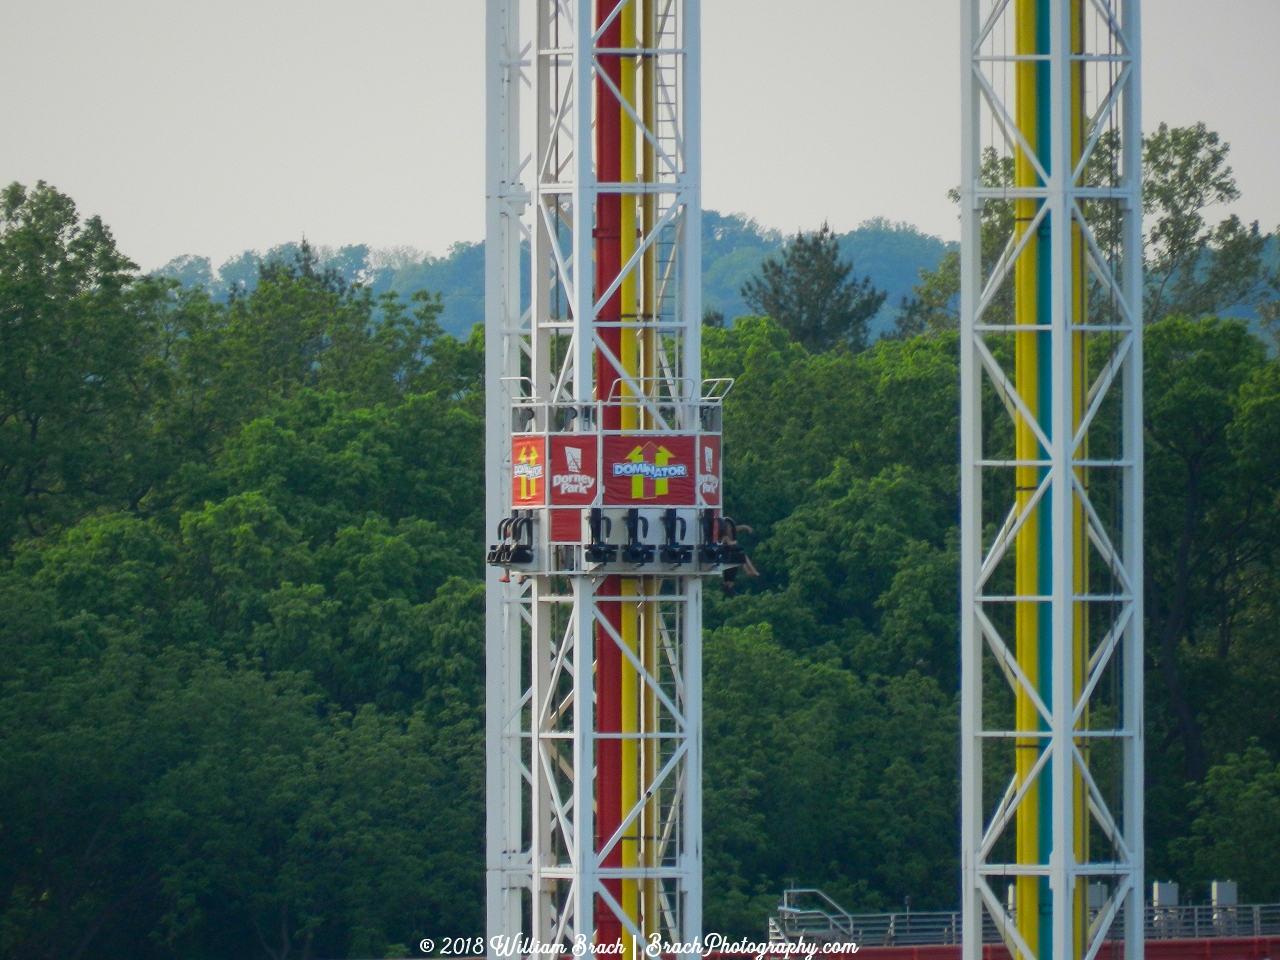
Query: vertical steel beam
[[958, 4, 985, 960], [681, 3, 704, 936], [682, 0, 703, 414], [486, 0, 526, 947], [1047, 8, 1075, 960], [573, 578, 599, 949], [1119, 2, 1145, 956]]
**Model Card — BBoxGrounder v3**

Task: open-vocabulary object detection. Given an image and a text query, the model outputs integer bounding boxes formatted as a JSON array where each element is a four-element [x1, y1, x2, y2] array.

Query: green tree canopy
[[1171, 744, 1280, 902], [896, 124, 1280, 334], [4, 140, 1280, 953], [1142, 122, 1276, 323], [741, 223, 886, 353], [0, 182, 164, 544]]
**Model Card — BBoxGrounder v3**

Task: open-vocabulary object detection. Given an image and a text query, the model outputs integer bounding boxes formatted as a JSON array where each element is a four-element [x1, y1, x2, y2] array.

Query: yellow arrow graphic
[[626, 445, 645, 499], [517, 443, 540, 500], [654, 445, 673, 497]]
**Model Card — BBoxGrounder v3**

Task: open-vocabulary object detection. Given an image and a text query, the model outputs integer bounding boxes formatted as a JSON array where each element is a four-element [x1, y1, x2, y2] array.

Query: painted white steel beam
[[486, 0, 527, 947]]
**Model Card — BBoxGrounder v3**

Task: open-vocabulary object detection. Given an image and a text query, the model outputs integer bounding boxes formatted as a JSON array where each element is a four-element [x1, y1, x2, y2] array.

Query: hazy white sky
[[2, 1, 1277, 271]]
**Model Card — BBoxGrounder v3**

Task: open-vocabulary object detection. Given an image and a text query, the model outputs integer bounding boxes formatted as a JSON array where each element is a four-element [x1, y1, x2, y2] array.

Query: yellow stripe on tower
[[619, 3, 642, 957], [1013, 3, 1043, 957], [1014, 4, 1089, 960], [1069, 2, 1089, 956]]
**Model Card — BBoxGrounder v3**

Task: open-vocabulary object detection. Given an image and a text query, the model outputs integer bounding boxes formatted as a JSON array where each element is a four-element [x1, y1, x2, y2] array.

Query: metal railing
[[770, 889, 976, 946], [1143, 903, 1280, 940], [769, 890, 1280, 947]]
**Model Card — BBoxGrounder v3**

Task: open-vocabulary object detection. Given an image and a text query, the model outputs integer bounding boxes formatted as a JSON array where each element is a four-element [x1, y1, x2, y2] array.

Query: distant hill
[[154, 213, 955, 342], [701, 212, 956, 337]]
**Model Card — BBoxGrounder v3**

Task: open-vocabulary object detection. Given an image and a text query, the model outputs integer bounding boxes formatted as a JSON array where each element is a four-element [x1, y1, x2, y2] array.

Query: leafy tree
[[1260, 297, 1280, 350], [0, 182, 166, 545], [388, 241, 486, 340], [1171, 744, 1280, 902], [168, 388, 484, 711], [154, 253, 215, 289], [144, 700, 482, 960], [215, 244, 442, 412], [704, 316, 957, 539], [0, 642, 321, 960], [892, 248, 960, 339], [703, 624, 957, 935], [0, 183, 485, 555], [741, 223, 885, 352], [1144, 317, 1277, 786], [1142, 122, 1276, 323], [0, 638, 484, 960], [740, 465, 952, 658]]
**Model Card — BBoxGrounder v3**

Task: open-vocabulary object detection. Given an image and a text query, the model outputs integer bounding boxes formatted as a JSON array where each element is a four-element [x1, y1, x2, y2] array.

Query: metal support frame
[[960, 3, 1143, 960], [486, 1, 703, 955]]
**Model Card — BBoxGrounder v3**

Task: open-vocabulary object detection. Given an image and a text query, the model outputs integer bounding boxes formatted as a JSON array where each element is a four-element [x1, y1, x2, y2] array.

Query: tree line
[[1, 121, 1278, 959], [156, 214, 951, 345]]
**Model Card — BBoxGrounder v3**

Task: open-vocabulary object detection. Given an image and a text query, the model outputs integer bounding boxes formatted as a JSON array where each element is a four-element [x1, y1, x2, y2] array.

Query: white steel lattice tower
[[959, 4, 1143, 960], [485, 1, 717, 956]]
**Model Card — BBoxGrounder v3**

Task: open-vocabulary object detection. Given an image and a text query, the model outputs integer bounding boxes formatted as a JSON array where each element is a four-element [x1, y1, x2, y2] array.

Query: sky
[[1, 1, 1277, 272]]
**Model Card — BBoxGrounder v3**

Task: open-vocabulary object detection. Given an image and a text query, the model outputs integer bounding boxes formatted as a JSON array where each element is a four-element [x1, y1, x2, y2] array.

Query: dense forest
[[2, 121, 1279, 960]]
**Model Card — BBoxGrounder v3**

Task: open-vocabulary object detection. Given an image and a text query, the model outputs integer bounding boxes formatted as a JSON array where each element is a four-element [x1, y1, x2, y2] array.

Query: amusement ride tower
[[959, 4, 1144, 960], [485, 0, 718, 955]]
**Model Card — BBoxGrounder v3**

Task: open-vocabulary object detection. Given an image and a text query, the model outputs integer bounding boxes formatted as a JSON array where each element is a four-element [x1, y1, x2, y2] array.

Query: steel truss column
[[960, 4, 1143, 960], [486, 0, 529, 946], [486, 1, 706, 957]]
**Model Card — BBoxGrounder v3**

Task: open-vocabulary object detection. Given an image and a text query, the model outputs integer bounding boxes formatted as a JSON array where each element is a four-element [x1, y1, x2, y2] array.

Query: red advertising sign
[[550, 509, 582, 542], [511, 436, 546, 507], [602, 435, 697, 505], [549, 435, 598, 505], [697, 435, 722, 507]]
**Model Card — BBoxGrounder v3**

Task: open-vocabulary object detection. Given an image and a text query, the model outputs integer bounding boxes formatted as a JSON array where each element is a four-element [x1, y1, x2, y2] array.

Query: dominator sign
[[511, 436, 546, 507], [602, 435, 696, 505]]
